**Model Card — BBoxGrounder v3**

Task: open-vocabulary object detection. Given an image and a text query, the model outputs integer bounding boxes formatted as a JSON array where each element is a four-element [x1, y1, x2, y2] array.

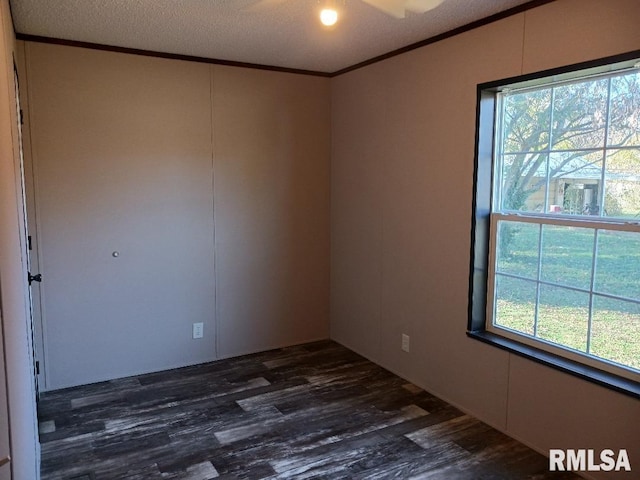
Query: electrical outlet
[[401, 333, 410, 353], [192, 322, 204, 339]]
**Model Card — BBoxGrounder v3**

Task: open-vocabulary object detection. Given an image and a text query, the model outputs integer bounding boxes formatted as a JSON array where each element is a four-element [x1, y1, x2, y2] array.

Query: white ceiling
[[10, 0, 535, 74]]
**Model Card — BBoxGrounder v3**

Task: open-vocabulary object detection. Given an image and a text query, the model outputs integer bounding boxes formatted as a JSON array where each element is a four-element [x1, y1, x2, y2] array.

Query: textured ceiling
[[10, 0, 535, 73]]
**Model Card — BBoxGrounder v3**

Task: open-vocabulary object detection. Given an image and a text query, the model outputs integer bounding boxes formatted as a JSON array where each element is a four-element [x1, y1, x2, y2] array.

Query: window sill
[[467, 330, 640, 399]]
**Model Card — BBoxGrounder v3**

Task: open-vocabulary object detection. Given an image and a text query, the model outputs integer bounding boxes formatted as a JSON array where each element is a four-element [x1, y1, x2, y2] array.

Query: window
[[469, 52, 640, 396]]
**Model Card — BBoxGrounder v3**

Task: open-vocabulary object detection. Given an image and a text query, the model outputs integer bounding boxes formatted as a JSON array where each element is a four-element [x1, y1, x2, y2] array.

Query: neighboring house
[[524, 164, 640, 217]]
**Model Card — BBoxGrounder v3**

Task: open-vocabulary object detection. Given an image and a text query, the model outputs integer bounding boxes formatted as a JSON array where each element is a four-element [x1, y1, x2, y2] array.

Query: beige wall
[[330, 0, 640, 478], [213, 66, 330, 358], [0, 0, 39, 478], [22, 43, 330, 389]]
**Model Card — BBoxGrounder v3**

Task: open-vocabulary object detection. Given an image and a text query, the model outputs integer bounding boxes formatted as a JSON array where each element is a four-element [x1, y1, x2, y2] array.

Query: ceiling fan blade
[[404, 0, 444, 14], [243, 0, 289, 13], [361, 0, 407, 18]]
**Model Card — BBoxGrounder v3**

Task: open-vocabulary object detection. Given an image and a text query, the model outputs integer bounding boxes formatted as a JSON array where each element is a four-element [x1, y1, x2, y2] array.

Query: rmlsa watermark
[[549, 449, 631, 472]]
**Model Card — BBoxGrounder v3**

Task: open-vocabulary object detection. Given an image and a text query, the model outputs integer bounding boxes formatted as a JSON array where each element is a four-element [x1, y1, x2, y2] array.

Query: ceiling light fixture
[[319, 7, 338, 26], [318, 0, 341, 27], [247, 0, 445, 25]]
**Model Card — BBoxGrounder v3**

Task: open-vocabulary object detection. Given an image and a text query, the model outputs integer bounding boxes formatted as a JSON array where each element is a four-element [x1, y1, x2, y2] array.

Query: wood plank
[[39, 340, 579, 479]]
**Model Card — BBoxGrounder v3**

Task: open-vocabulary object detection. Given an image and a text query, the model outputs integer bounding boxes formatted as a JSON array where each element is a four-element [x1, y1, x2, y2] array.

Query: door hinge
[[19, 108, 24, 125], [35, 361, 40, 375], [28, 235, 32, 251]]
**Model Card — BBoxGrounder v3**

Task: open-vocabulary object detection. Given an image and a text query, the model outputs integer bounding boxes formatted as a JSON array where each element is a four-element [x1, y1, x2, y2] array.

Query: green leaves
[[497, 71, 640, 216]]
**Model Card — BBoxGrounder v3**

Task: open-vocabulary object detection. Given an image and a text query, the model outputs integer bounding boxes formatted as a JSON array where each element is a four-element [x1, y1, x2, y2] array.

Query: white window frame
[[468, 51, 640, 397], [486, 214, 640, 381]]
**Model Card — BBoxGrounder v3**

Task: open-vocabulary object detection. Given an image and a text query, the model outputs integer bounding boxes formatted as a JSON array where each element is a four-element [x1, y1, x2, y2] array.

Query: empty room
[[0, 0, 638, 479]]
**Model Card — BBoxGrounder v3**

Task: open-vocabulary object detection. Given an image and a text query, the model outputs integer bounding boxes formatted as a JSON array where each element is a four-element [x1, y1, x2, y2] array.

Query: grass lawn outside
[[496, 300, 640, 371], [493, 221, 640, 372]]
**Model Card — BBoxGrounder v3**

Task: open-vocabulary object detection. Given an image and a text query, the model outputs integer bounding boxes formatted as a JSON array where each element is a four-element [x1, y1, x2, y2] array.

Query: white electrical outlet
[[401, 333, 410, 353], [193, 322, 204, 339]]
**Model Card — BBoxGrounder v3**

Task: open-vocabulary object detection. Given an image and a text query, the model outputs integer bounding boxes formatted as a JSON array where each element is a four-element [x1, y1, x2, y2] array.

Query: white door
[[14, 67, 41, 397]]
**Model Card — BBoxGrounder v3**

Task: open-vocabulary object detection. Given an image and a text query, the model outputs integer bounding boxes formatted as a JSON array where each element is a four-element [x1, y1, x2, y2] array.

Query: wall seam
[[210, 65, 219, 361], [520, 9, 527, 75], [505, 352, 512, 432]]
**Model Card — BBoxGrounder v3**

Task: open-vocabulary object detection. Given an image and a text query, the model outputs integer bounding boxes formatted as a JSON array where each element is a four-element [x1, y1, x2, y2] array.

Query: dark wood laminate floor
[[38, 340, 579, 480]]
